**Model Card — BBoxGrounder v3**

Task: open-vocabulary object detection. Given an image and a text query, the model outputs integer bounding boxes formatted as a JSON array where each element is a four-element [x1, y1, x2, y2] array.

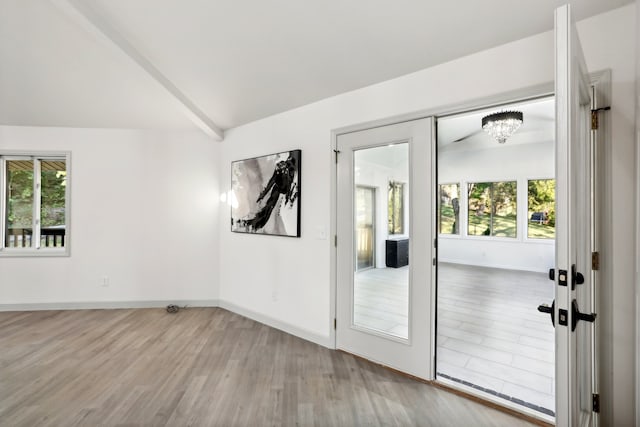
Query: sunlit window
[[467, 181, 517, 238], [388, 181, 404, 235], [2, 155, 69, 254], [528, 179, 555, 239], [439, 183, 460, 235]]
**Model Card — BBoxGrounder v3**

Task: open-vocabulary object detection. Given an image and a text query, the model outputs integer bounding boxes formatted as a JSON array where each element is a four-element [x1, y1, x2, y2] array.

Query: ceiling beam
[[51, 0, 224, 141]]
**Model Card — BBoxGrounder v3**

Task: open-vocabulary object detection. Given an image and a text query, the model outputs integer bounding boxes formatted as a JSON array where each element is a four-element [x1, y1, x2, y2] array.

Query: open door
[[553, 4, 597, 426], [335, 118, 435, 380]]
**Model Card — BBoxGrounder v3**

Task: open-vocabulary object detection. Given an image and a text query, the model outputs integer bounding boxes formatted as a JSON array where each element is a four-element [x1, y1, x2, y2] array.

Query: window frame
[[0, 151, 71, 257]]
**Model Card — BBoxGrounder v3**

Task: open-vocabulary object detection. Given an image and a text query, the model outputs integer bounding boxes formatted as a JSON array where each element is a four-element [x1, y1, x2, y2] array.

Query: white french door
[[553, 4, 597, 426], [335, 118, 435, 380]]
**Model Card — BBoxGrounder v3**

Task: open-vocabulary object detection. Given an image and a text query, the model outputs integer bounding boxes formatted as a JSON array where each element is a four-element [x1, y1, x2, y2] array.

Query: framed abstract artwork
[[231, 149, 301, 237]]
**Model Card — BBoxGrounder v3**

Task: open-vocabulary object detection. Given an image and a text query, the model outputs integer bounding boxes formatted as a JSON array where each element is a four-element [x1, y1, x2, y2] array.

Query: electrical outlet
[[101, 276, 110, 287], [271, 291, 278, 301]]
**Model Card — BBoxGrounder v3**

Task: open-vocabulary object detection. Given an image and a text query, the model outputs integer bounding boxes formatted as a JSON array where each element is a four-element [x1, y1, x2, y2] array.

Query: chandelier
[[481, 111, 523, 144]]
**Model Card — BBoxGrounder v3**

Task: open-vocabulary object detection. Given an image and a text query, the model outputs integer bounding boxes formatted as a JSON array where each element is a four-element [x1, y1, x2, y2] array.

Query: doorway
[[333, 9, 600, 423], [435, 97, 557, 418]]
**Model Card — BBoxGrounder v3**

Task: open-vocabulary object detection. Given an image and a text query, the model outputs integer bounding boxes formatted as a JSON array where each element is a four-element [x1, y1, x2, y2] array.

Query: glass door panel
[[353, 144, 409, 339]]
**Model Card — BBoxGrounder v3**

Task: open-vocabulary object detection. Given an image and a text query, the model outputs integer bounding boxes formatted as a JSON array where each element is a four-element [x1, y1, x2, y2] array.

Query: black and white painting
[[231, 149, 301, 237]]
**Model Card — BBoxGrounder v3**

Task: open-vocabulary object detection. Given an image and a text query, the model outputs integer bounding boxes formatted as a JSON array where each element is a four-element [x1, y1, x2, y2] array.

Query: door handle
[[537, 300, 555, 327], [571, 299, 596, 331], [571, 264, 585, 289]]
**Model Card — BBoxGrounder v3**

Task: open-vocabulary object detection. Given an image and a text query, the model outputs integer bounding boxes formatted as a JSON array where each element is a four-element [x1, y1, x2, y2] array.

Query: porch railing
[[5, 226, 66, 248]]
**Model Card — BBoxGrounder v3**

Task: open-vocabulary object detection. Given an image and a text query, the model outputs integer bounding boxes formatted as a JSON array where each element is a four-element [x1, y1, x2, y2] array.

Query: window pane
[[388, 182, 404, 235], [40, 160, 67, 248], [5, 160, 34, 248], [467, 181, 517, 238], [528, 179, 555, 239], [492, 181, 517, 238], [439, 183, 460, 234], [467, 182, 491, 236]]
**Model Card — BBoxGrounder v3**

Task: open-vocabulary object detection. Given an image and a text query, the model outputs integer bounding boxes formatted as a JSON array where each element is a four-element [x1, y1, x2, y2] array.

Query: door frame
[[329, 71, 611, 419]]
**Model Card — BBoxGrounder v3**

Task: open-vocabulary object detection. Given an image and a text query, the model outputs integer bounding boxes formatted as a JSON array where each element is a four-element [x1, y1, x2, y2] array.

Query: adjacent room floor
[[354, 263, 555, 416]]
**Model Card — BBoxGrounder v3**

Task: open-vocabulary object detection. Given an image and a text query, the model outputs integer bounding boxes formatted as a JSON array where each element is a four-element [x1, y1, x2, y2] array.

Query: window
[[439, 183, 460, 235], [467, 181, 517, 238], [528, 179, 555, 239], [2, 154, 69, 254], [388, 181, 404, 235]]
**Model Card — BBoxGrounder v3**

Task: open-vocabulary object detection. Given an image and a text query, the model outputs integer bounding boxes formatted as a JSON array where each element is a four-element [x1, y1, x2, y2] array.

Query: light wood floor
[[353, 263, 554, 416], [438, 263, 554, 416], [0, 308, 540, 426]]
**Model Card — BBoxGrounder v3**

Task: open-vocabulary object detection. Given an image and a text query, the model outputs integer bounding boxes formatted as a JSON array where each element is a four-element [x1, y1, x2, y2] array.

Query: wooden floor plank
[[0, 307, 539, 426]]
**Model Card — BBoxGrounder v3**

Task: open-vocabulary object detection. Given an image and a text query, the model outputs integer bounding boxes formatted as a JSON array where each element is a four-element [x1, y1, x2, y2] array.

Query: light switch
[[316, 226, 327, 240]]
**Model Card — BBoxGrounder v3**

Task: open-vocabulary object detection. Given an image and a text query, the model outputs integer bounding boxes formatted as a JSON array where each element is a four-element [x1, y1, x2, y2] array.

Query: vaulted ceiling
[[0, 0, 633, 139]]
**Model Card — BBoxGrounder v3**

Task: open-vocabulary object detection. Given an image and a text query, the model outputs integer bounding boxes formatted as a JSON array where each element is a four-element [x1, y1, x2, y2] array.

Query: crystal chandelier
[[481, 111, 523, 144]]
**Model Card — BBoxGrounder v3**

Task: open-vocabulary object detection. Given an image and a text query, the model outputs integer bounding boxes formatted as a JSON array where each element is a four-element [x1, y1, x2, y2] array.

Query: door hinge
[[334, 235, 337, 247], [591, 106, 611, 130], [333, 149, 340, 163], [592, 251, 600, 271], [592, 393, 600, 413], [333, 318, 337, 329]]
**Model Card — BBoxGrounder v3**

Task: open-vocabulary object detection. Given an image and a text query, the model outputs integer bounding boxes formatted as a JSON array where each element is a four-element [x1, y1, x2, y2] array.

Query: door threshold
[[434, 376, 555, 426]]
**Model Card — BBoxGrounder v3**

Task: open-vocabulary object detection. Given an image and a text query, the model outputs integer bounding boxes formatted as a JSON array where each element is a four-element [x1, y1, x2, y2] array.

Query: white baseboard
[[0, 299, 220, 312], [218, 300, 333, 349]]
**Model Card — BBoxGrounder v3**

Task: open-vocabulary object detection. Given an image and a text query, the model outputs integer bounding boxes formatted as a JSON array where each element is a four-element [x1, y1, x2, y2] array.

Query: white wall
[[219, 5, 636, 425], [0, 126, 220, 307]]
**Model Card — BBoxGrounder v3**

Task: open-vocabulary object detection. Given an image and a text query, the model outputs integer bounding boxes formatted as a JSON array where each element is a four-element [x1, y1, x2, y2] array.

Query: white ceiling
[[0, 0, 632, 136]]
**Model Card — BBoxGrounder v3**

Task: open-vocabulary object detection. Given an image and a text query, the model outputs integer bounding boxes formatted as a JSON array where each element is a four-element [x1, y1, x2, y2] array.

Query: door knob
[[537, 300, 555, 327]]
